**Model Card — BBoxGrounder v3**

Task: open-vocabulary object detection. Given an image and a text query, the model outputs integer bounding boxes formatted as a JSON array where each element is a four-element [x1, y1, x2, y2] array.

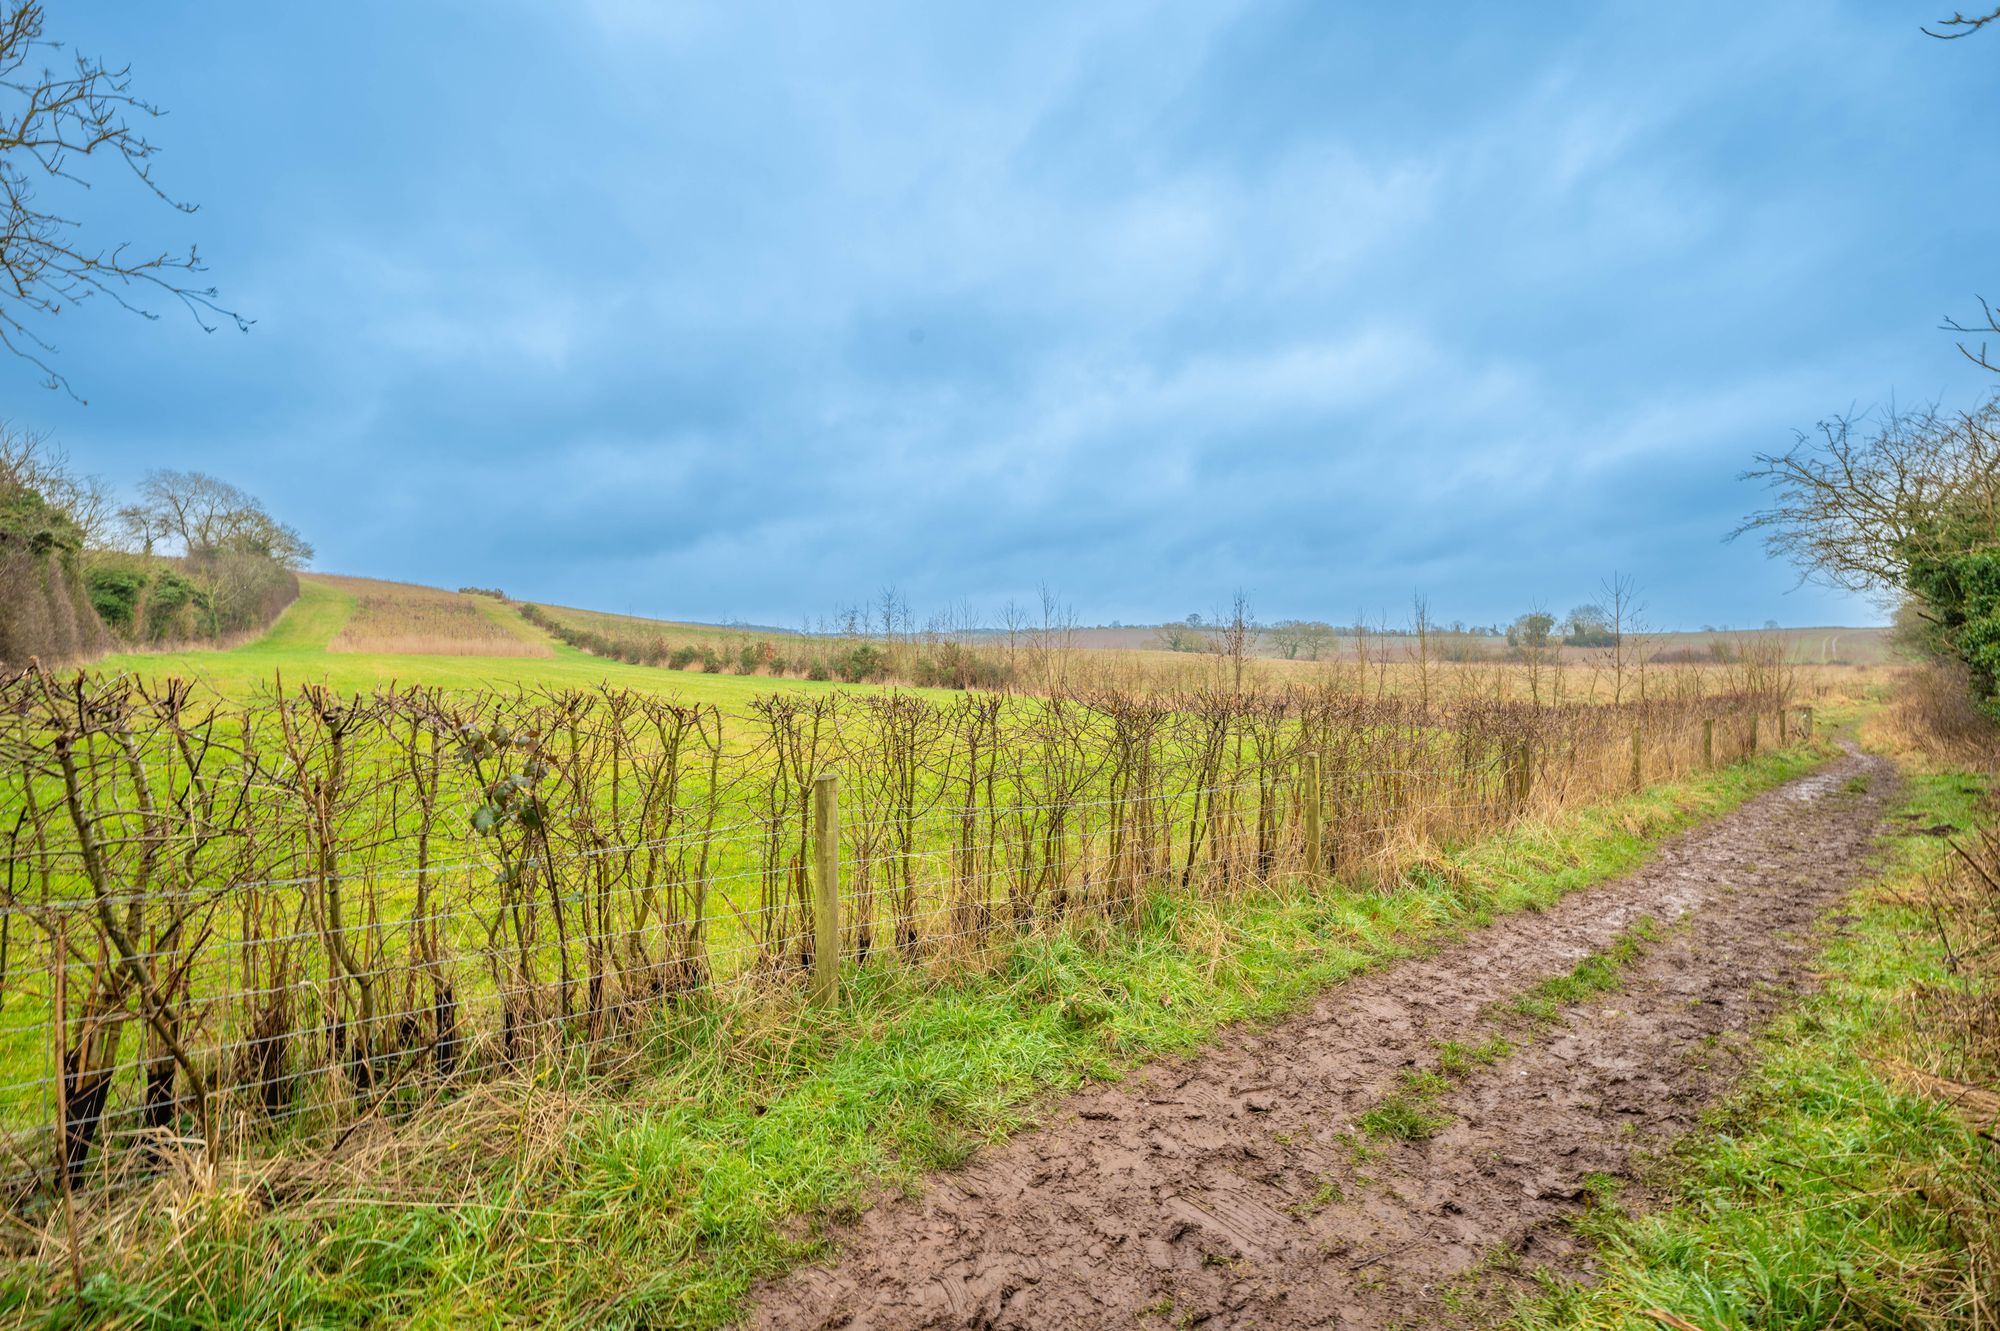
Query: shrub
[[836, 643, 887, 683], [86, 565, 147, 629]]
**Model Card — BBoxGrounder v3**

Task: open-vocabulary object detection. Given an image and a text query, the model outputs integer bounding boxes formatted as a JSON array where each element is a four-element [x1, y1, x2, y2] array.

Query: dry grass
[[319, 574, 553, 657], [1862, 658, 1997, 771]]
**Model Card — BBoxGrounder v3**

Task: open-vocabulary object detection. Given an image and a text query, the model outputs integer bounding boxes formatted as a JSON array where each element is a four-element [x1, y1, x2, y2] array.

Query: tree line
[[0, 426, 311, 664]]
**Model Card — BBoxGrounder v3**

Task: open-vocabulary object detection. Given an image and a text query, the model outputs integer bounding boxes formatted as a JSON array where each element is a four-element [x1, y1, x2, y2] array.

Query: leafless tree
[[0, 421, 112, 550], [1206, 590, 1255, 694], [1734, 399, 2000, 602], [1025, 583, 1077, 693], [1601, 572, 1647, 704], [0, 2, 247, 399], [1409, 595, 1436, 711], [1266, 617, 1333, 661], [122, 468, 312, 567]]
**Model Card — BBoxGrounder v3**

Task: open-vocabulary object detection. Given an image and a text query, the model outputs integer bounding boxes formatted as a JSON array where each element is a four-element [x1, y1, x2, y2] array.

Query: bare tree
[[123, 468, 312, 567], [1206, 590, 1255, 694], [1734, 399, 2000, 603], [1508, 604, 1556, 706], [1409, 595, 1435, 711], [1266, 617, 1333, 661], [1026, 583, 1077, 693], [1153, 620, 1205, 653], [0, 421, 111, 550], [0, 2, 248, 398], [1600, 572, 1648, 704]]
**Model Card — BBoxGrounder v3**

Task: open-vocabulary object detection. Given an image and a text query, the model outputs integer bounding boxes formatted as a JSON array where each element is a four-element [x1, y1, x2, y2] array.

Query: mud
[[746, 748, 1895, 1330]]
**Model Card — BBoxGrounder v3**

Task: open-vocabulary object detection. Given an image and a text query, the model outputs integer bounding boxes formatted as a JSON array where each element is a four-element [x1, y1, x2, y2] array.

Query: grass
[[3, 743, 1830, 1330], [1354, 919, 1661, 1144], [1506, 919, 1660, 1026], [1513, 767, 1999, 1331]]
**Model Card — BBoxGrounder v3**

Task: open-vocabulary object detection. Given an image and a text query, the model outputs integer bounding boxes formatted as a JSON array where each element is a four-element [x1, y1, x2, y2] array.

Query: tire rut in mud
[[745, 748, 1896, 1331]]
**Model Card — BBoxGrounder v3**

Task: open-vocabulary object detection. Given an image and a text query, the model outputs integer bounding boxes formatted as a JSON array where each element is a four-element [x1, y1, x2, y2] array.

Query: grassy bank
[[10, 745, 1829, 1330], [1516, 766, 1999, 1331]]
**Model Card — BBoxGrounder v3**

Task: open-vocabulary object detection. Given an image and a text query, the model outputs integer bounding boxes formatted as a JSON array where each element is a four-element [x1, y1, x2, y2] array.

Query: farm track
[[745, 745, 1897, 1330]]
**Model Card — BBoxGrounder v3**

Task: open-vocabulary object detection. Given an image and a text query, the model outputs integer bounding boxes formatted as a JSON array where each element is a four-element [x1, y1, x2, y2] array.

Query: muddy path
[[746, 747, 1896, 1331]]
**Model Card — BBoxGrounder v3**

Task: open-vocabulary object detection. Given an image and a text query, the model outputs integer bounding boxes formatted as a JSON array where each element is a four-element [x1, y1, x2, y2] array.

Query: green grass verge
[[1514, 767, 1999, 1331], [7, 747, 1826, 1331]]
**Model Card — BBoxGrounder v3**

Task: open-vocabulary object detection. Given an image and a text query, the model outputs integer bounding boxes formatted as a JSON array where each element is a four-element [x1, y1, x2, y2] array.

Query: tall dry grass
[[322, 576, 552, 657]]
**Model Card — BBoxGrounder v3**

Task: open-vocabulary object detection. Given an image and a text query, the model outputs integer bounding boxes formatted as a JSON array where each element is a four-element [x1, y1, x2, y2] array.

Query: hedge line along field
[[0, 656, 1806, 1246]]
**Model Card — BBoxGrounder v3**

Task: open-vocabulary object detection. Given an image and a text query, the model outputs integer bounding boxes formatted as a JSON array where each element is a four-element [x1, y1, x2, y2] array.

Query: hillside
[[95, 574, 862, 704]]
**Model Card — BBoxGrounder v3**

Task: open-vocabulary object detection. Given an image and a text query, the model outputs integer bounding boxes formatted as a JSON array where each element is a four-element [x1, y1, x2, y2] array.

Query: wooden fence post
[[1630, 727, 1643, 790], [1511, 738, 1533, 806], [1303, 752, 1322, 879], [1801, 705, 1814, 740], [812, 772, 839, 1006], [1701, 718, 1714, 769], [1748, 714, 1759, 755]]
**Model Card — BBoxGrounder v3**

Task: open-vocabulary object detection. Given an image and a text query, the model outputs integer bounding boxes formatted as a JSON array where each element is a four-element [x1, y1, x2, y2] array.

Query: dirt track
[[746, 747, 1895, 1331]]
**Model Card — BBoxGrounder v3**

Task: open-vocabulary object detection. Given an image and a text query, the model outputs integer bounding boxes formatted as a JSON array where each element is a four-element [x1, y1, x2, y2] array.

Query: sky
[[15, 1, 2000, 630]]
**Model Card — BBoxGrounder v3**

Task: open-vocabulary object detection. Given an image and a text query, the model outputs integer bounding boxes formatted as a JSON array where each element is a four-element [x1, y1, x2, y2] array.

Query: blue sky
[[20, 2, 2000, 629]]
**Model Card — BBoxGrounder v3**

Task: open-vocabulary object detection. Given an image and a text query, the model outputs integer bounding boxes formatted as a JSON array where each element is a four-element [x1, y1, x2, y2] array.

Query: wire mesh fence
[[0, 665, 1812, 1214]]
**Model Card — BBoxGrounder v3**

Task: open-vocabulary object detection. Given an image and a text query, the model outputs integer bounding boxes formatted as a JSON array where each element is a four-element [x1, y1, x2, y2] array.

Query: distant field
[[1053, 623, 1897, 666], [94, 576, 866, 705], [85, 573, 1899, 707]]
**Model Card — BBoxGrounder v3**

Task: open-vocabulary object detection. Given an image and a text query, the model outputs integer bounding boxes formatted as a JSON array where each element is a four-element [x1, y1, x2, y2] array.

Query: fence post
[[1630, 726, 1643, 790], [1511, 738, 1533, 806], [1701, 718, 1714, 769], [1748, 714, 1759, 755], [812, 772, 839, 1006], [1801, 705, 1814, 740], [1303, 752, 1322, 878]]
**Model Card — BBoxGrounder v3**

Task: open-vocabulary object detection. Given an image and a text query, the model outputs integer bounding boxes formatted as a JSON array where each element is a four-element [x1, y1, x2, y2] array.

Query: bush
[[669, 645, 699, 670], [806, 657, 831, 682], [835, 643, 887, 683], [86, 564, 147, 629]]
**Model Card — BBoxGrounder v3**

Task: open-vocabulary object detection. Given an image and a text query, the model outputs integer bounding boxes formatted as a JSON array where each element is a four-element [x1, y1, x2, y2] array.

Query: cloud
[[22, 0, 2000, 630]]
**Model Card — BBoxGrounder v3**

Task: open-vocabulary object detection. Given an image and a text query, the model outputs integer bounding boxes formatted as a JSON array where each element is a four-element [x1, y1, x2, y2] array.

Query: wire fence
[[0, 665, 1812, 1213]]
